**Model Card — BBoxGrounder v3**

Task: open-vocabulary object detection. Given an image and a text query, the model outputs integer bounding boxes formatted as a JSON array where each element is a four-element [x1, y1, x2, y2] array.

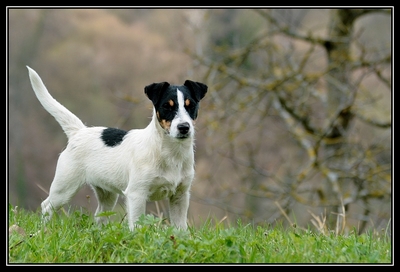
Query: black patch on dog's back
[[101, 127, 127, 147]]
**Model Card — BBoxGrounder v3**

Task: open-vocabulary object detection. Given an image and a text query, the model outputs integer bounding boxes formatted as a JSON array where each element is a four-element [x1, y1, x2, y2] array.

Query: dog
[[26, 66, 207, 230]]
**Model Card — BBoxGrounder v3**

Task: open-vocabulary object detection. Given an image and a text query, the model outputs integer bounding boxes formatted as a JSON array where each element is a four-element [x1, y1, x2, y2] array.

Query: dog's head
[[145, 80, 207, 139]]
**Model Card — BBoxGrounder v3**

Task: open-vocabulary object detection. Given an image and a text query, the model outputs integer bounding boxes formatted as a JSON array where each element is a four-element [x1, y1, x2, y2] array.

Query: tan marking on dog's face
[[159, 119, 171, 132], [169, 99, 174, 107], [185, 99, 190, 107], [157, 111, 171, 132]]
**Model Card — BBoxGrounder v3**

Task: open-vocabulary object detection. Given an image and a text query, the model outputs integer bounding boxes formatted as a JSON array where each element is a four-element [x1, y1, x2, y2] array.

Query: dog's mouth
[[162, 128, 190, 140], [176, 134, 190, 140]]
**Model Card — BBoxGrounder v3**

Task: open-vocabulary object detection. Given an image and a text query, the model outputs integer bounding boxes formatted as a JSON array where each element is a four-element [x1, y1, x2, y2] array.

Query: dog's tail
[[27, 66, 86, 139]]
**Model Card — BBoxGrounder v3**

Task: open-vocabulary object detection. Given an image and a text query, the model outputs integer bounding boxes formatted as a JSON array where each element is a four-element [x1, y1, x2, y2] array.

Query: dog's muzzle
[[177, 122, 190, 138]]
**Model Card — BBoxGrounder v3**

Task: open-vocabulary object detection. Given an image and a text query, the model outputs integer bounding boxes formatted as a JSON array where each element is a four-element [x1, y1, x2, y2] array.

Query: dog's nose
[[177, 122, 190, 134]]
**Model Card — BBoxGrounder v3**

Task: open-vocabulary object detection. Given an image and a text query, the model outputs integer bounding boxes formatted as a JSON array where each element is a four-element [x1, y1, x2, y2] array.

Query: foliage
[[188, 9, 391, 233], [8, 205, 391, 264]]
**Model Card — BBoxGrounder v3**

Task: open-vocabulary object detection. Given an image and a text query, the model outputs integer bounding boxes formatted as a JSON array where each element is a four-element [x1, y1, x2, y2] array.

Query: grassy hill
[[8, 204, 392, 264]]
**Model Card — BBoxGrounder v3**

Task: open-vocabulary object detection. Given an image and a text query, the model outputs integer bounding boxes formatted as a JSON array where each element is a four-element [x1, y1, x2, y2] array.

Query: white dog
[[27, 66, 207, 230]]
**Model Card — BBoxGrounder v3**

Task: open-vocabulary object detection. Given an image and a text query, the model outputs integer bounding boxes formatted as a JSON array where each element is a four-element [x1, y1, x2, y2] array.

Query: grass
[[8, 204, 392, 264]]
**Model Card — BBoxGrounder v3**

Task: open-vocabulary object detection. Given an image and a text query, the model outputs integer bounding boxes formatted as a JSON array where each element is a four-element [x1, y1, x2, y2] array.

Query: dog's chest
[[148, 177, 182, 201], [147, 157, 193, 201]]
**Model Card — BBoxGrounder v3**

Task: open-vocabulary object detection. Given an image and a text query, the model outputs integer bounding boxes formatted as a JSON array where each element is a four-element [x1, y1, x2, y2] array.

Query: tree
[[189, 9, 391, 234]]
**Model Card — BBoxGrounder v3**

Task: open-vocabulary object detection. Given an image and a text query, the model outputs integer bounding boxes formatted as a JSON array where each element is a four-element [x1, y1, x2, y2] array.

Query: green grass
[[8, 204, 392, 264]]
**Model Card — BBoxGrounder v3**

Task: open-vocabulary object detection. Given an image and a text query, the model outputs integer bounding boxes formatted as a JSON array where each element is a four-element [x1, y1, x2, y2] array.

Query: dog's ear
[[145, 82, 170, 105], [184, 80, 208, 102]]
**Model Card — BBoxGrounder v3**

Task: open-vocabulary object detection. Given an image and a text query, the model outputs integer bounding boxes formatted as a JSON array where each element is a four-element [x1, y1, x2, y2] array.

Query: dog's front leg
[[169, 189, 190, 230], [123, 185, 148, 231]]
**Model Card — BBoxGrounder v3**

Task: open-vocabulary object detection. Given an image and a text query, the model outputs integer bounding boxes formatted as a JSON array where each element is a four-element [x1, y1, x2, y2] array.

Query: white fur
[[169, 89, 194, 138], [27, 66, 196, 230]]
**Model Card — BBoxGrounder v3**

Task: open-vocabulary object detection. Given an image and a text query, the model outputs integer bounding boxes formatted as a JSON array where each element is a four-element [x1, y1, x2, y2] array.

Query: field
[[8, 204, 392, 264]]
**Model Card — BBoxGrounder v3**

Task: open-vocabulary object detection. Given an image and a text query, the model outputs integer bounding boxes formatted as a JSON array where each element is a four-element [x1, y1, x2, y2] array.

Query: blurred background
[[8, 8, 392, 235]]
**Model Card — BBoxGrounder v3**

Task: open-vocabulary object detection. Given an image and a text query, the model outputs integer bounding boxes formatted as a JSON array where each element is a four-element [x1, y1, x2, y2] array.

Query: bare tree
[[189, 9, 391, 234]]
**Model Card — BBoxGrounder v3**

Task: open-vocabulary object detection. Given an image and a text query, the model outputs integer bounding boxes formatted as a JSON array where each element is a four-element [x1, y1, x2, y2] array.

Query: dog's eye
[[185, 104, 194, 110], [163, 103, 174, 110]]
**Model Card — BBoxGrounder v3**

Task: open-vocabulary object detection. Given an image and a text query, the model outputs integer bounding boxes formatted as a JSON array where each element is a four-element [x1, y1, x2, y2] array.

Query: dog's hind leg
[[41, 178, 84, 222], [91, 186, 119, 224], [41, 153, 85, 222]]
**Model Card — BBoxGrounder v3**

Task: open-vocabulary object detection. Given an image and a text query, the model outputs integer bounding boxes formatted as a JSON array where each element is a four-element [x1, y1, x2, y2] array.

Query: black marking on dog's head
[[144, 82, 171, 106], [144, 80, 208, 126], [101, 127, 128, 147], [183, 80, 208, 102]]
